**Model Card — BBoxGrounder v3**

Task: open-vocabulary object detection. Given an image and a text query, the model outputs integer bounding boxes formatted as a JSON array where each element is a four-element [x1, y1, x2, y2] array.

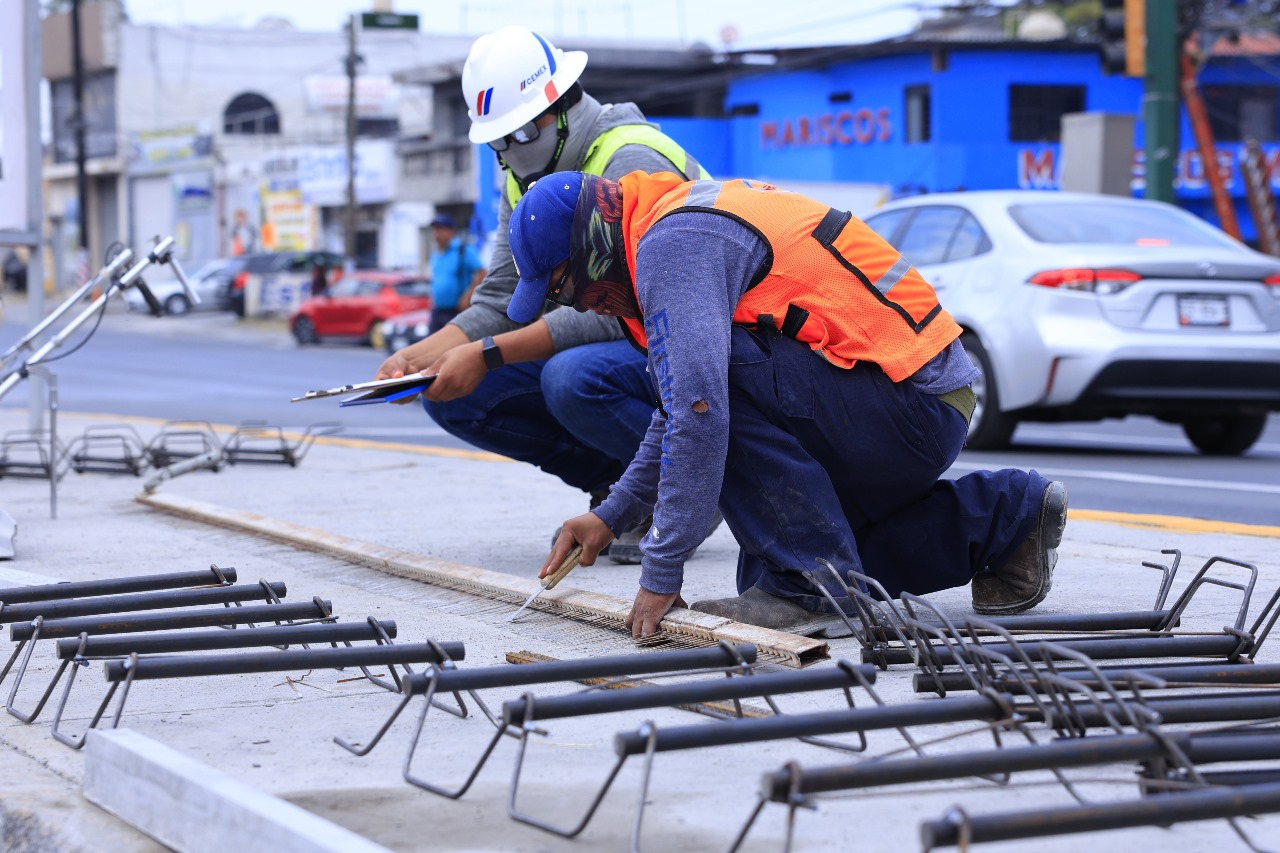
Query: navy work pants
[[722, 327, 1048, 612], [425, 340, 653, 494]]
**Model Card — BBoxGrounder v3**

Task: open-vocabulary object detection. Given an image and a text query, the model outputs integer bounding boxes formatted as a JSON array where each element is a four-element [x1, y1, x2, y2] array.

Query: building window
[[1008, 84, 1084, 143], [356, 118, 400, 138], [1203, 85, 1278, 142], [223, 93, 281, 135], [905, 85, 931, 143]]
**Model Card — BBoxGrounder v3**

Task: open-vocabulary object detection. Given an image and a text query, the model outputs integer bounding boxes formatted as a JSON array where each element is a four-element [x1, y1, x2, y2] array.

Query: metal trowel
[[506, 544, 583, 623]]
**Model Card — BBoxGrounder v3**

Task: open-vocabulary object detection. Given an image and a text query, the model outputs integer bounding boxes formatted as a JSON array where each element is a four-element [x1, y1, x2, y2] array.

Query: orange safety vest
[[618, 172, 962, 382]]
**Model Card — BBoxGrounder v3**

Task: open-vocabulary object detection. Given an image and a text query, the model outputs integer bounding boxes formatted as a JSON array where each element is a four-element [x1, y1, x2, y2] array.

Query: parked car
[[229, 251, 343, 317], [380, 308, 433, 353], [863, 190, 1280, 456], [289, 272, 433, 347], [122, 258, 240, 315]]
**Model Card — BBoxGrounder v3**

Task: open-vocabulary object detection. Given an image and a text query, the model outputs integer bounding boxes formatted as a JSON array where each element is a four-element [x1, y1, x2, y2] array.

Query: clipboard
[[290, 373, 435, 405]]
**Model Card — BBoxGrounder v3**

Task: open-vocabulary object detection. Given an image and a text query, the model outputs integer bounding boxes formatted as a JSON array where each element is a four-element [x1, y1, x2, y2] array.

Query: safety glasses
[[488, 118, 542, 152], [545, 261, 576, 307]]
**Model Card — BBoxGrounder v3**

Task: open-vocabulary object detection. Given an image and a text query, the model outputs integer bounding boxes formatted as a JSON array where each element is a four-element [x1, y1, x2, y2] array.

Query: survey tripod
[[0, 236, 196, 518]]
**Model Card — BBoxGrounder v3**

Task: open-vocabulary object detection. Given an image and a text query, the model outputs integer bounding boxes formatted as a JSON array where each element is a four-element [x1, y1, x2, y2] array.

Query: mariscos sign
[[762, 109, 892, 148]]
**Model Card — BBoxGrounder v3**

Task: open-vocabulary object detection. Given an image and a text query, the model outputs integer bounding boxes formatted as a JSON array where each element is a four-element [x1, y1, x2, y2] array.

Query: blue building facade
[[655, 42, 1280, 244], [472, 40, 1280, 245]]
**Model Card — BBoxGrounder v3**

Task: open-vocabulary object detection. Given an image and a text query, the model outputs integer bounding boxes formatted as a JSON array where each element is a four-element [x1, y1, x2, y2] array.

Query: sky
[[121, 0, 969, 50]]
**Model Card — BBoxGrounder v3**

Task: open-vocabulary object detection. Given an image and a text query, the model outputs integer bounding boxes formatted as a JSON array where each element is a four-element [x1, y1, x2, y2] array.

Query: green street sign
[[361, 12, 419, 30]]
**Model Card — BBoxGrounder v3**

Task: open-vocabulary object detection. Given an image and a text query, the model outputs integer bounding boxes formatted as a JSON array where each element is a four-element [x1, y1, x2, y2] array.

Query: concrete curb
[[84, 729, 393, 853]]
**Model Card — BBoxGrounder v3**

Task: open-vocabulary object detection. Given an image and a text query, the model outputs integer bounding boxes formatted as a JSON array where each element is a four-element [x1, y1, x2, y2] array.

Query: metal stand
[[57, 641, 465, 751], [65, 424, 149, 476], [333, 643, 760, 801], [503, 660, 878, 845], [3, 579, 288, 723], [223, 421, 342, 467]]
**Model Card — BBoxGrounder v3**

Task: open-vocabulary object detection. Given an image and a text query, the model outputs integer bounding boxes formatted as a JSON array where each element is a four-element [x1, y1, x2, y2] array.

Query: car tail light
[[1027, 268, 1141, 295], [1265, 273, 1280, 296], [232, 271, 248, 291]]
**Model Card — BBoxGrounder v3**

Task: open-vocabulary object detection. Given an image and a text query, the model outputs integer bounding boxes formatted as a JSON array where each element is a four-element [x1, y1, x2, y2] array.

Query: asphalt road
[[3, 298, 1278, 525]]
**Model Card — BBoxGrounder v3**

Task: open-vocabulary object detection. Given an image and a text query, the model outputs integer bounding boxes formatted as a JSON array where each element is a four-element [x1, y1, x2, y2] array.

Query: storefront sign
[[1018, 148, 1058, 189], [261, 187, 318, 252], [1016, 144, 1280, 194], [761, 108, 891, 148], [304, 76, 400, 118], [129, 127, 214, 171], [261, 140, 395, 207]]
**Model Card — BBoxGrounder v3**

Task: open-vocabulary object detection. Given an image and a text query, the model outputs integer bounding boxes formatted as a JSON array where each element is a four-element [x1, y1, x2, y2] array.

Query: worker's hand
[[375, 350, 415, 381], [374, 325, 470, 403], [625, 587, 687, 640], [543, 512, 615, 574], [422, 341, 486, 402]]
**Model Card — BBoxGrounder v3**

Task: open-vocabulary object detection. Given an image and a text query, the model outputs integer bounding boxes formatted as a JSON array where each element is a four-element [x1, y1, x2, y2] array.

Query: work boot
[[608, 510, 725, 565], [551, 489, 613, 555], [971, 481, 1068, 616], [689, 587, 830, 634]]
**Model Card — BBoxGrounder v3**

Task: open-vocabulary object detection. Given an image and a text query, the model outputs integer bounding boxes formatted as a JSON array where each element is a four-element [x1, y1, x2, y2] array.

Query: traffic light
[[1100, 0, 1146, 77]]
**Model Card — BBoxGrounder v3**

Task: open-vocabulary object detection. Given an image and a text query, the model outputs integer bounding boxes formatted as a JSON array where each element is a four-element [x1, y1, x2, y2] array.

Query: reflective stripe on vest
[[503, 123, 710, 208], [617, 172, 962, 382]]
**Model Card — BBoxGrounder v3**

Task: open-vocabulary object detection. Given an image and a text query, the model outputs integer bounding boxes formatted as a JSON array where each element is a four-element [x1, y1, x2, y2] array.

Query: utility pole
[[1143, 0, 1179, 204], [70, 0, 89, 253], [343, 13, 360, 274]]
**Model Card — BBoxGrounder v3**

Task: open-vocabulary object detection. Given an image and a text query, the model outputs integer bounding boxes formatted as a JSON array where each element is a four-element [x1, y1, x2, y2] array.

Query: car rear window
[[243, 254, 285, 272], [1008, 202, 1239, 248]]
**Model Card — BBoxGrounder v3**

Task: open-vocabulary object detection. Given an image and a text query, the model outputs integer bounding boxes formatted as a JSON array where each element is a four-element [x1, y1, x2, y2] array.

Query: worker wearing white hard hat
[[376, 25, 720, 563]]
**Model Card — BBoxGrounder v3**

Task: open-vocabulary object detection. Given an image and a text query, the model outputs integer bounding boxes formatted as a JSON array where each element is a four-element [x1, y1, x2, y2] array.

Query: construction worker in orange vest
[[506, 171, 1067, 638]]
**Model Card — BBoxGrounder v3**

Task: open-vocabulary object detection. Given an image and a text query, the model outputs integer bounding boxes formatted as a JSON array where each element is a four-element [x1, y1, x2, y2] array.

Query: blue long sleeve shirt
[[592, 212, 977, 595]]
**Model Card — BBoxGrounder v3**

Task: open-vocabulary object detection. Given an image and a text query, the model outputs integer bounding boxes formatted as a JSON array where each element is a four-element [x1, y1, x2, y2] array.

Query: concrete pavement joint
[[136, 492, 830, 667]]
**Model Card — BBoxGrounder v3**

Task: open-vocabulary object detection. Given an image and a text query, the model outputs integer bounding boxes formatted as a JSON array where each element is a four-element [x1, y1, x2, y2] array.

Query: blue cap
[[429, 213, 455, 229], [507, 172, 584, 324]]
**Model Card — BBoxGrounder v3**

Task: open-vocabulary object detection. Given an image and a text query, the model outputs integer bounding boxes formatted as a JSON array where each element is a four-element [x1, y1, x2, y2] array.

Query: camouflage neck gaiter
[[569, 175, 639, 317]]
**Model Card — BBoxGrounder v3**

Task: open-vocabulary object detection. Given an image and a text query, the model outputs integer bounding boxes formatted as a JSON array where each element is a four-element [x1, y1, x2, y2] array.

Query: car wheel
[[1181, 414, 1266, 456], [960, 333, 1018, 450], [387, 334, 410, 354], [367, 321, 386, 350], [292, 316, 319, 345], [163, 293, 191, 316]]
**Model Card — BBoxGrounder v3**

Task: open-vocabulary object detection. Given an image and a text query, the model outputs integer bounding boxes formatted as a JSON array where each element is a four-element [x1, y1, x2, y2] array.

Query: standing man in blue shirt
[[427, 214, 487, 334]]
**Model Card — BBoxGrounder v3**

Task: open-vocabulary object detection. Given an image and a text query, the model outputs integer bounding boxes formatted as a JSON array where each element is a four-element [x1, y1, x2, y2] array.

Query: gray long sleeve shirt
[[452, 94, 686, 351], [592, 213, 978, 596]]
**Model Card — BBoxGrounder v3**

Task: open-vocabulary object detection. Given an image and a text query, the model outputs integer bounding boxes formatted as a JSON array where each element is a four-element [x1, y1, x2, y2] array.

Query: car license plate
[[1178, 295, 1229, 327]]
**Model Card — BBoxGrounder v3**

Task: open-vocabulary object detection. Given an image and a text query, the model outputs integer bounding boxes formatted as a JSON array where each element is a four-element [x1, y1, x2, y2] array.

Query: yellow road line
[[1071, 509, 1280, 539]]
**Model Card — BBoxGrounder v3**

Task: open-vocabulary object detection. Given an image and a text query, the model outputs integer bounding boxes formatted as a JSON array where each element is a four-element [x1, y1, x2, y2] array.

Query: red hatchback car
[[289, 272, 433, 348]]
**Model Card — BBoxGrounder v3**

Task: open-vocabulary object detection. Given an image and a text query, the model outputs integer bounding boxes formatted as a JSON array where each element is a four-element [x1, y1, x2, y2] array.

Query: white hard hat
[[462, 25, 588, 145]]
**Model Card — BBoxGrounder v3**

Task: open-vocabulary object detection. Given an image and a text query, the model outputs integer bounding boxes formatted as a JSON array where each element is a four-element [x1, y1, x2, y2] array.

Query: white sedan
[[864, 190, 1280, 456]]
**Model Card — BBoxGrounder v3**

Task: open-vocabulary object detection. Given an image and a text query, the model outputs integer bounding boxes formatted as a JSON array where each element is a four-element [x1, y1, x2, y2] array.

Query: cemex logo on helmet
[[507, 173, 584, 324], [519, 64, 548, 92]]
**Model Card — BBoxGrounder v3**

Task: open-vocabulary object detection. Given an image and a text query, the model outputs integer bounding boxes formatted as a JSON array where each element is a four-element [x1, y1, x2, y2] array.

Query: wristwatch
[[480, 336, 505, 371]]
